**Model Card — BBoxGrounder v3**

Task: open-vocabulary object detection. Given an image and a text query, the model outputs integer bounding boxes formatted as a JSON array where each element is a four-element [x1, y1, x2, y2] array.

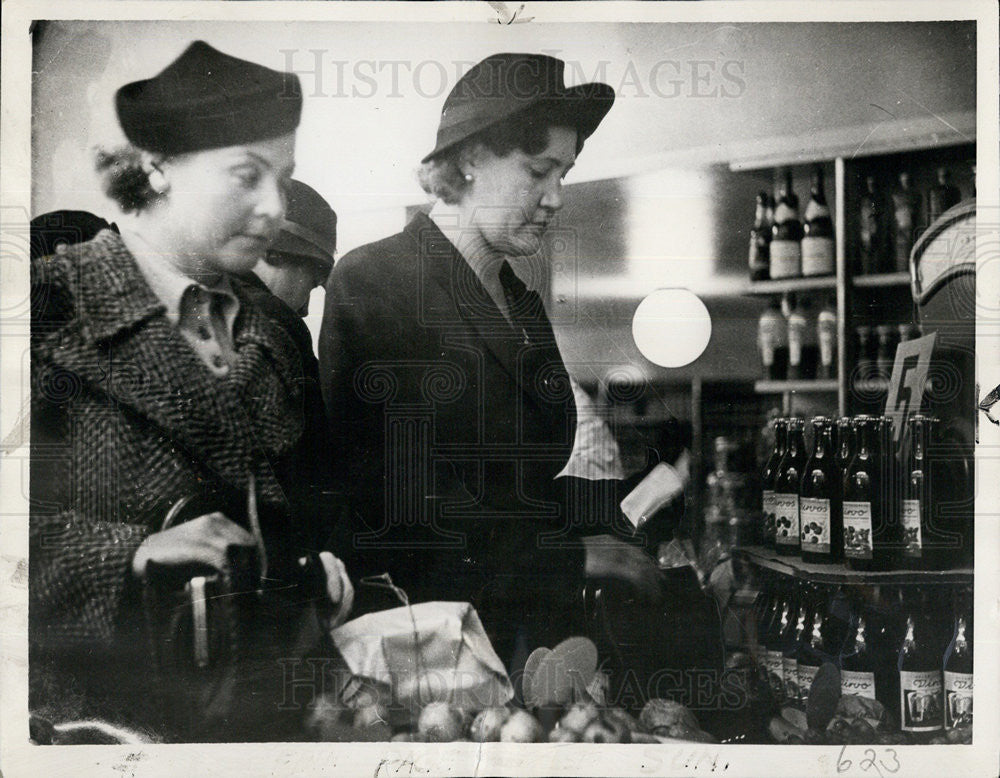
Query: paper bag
[[330, 601, 513, 723]]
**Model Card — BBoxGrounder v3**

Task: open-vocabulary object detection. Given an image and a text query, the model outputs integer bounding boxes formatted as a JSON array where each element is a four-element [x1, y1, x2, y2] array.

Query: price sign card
[[885, 333, 937, 445]]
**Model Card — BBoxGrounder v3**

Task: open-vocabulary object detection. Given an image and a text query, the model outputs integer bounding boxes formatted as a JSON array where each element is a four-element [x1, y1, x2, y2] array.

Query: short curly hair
[[93, 144, 167, 214], [417, 109, 583, 205]]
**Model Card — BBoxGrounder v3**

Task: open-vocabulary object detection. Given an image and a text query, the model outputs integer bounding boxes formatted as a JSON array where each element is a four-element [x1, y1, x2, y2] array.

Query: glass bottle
[[841, 610, 879, 700], [877, 416, 901, 570], [943, 592, 973, 730], [749, 191, 772, 281], [764, 590, 791, 702], [892, 171, 921, 272], [783, 592, 810, 705], [757, 299, 788, 380], [927, 167, 961, 224], [817, 296, 837, 380], [770, 169, 803, 280], [843, 416, 882, 570], [797, 605, 829, 704], [897, 596, 944, 738], [802, 165, 835, 277], [774, 417, 806, 556], [875, 324, 898, 377], [761, 418, 788, 548], [901, 415, 938, 569], [859, 175, 886, 275], [799, 417, 841, 563], [786, 296, 808, 381]]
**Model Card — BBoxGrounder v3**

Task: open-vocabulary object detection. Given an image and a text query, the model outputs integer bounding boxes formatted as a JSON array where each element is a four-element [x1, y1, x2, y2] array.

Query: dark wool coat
[[29, 230, 330, 737], [319, 213, 624, 667]]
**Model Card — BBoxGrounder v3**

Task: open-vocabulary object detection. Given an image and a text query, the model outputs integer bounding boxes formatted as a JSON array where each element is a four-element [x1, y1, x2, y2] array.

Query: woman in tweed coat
[[29, 41, 352, 742]]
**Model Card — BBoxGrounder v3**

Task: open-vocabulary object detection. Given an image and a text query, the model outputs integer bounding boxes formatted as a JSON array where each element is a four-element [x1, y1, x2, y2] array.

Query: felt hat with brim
[[116, 40, 302, 155], [270, 180, 337, 267], [421, 53, 615, 163]]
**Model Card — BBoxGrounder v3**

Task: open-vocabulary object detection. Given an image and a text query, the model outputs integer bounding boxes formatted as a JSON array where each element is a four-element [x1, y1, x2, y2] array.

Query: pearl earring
[[464, 173, 474, 183]]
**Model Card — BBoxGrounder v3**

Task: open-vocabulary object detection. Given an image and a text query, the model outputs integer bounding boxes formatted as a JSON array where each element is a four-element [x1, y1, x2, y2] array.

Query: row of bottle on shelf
[[756, 295, 920, 382], [748, 163, 971, 282], [757, 295, 836, 381], [760, 414, 972, 570], [749, 582, 972, 740]]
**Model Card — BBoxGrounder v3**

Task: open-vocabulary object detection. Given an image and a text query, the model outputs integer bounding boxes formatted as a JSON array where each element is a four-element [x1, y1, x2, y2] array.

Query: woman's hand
[[317, 551, 355, 628], [582, 534, 663, 604], [131, 512, 256, 579]]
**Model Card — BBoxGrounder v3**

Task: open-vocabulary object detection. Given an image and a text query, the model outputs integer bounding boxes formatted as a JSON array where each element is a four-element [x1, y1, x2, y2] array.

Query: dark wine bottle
[[840, 611, 879, 701], [783, 593, 810, 705], [774, 417, 806, 556], [927, 167, 961, 224], [892, 171, 921, 272], [764, 591, 791, 702], [843, 416, 881, 570], [797, 599, 835, 703], [943, 595, 973, 730], [761, 418, 788, 547], [770, 169, 803, 279], [897, 600, 944, 738], [835, 417, 855, 500], [901, 415, 937, 569], [749, 191, 772, 281], [802, 165, 835, 277], [859, 175, 886, 275], [877, 416, 901, 570], [799, 416, 841, 563]]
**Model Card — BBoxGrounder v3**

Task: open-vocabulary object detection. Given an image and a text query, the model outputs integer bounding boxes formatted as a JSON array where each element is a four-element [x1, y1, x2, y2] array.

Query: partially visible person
[[29, 209, 118, 259], [236, 179, 340, 547], [247, 179, 336, 316], [30, 41, 351, 742]]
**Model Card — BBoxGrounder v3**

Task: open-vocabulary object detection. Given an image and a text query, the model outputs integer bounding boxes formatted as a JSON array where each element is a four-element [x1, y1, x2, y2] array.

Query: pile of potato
[[306, 695, 716, 744]]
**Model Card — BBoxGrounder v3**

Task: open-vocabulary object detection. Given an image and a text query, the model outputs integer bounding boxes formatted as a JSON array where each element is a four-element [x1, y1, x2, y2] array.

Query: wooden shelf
[[755, 379, 839, 394], [733, 545, 973, 585], [743, 276, 837, 296], [852, 271, 911, 289]]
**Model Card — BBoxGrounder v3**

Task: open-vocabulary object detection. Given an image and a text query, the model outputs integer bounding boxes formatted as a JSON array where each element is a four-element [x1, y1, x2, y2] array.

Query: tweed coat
[[319, 213, 624, 665], [29, 230, 328, 734]]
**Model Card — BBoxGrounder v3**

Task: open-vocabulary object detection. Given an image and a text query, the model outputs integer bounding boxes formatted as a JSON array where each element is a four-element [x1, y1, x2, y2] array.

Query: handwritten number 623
[[837, 746, 900, 776]]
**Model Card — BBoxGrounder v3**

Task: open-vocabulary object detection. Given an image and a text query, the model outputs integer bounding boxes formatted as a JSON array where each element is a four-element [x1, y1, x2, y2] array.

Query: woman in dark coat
[[30, 41, 352, 742], [320, 54, 662, 675]]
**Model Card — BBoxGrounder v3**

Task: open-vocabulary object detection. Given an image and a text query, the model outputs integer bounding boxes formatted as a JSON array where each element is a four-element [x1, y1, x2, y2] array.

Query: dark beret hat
[[422, 52, 614, 163], [115, 40, 302, 155], [271, 180, 337, 267]]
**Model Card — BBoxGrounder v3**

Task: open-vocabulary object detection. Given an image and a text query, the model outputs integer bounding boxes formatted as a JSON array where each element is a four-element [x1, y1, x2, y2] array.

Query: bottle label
[[765, 650, 785, 697], [800, 497, 831, 554], [774, 493, 800, 546], [900, 670, 943, 732], [769, 240, 802, 278], [801, 237, 835, 275], [762, 490, 776, 539], [902, 499, 923, 558], [843, 501, 873, 560], [773, 202, 797, 224], [798, 663, 820, 698], [944, 671, 973, 729], [841, 669, 877, 700], [783, 657, 799, 701]]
